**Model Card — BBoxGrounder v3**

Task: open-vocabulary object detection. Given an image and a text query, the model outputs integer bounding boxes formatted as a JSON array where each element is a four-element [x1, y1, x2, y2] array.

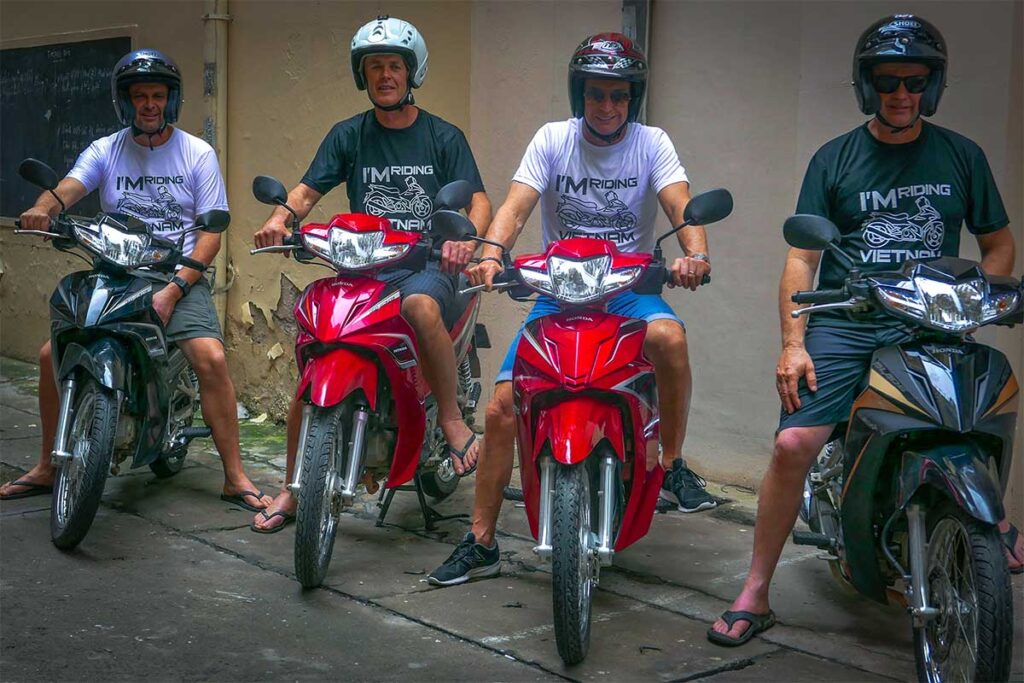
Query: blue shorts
[[495, 291, 684, 383]]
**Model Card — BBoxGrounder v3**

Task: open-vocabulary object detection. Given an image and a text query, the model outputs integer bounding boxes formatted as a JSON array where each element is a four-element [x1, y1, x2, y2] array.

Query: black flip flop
[[220, 489, 268, 513], [0, 479, 53, 500], [707, 610, 776, 647], [250, 510, 295, 534], [449, 433, 479, 478], [1002, 524, 1023, 575]]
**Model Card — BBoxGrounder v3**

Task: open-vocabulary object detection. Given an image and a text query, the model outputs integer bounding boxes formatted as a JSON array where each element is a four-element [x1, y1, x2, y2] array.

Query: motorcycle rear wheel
[[551, 464, 596, 665], [294, 403, 347, 588], [51, 379, 116, 550], [913, 507, 1012, 683]]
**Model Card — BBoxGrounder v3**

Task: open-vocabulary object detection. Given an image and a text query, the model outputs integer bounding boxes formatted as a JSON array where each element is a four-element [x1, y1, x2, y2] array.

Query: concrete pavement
[[1, 356, 1021, 681]]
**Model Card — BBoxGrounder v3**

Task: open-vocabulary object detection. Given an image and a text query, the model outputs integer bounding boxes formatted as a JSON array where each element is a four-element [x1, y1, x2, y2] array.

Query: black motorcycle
[[15, 158, 229, 550], [785, 213, 1020, 682]]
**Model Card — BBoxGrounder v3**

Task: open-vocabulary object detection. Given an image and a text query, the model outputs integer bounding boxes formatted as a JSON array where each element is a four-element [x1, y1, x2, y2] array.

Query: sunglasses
[[872, 74, 929, 94], [584, 88, 631, 105]]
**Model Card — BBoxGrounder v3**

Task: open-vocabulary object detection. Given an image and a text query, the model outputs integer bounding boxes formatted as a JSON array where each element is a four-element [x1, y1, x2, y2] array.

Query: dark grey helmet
[[111, 49, 182, 126]]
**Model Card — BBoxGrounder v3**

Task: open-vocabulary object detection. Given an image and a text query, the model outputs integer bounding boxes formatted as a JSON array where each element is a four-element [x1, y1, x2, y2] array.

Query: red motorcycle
[[452, 188, 732, 664], [251, 176, 488, 588]]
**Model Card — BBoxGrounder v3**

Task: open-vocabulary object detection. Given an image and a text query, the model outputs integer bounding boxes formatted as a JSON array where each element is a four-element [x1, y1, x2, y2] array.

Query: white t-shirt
[[67, 128, 228, 258], [513, 118, 688, 253]]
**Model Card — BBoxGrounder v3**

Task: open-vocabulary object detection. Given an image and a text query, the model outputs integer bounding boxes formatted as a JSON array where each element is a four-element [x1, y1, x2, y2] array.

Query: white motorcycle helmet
[[350, 15, 428, 110]]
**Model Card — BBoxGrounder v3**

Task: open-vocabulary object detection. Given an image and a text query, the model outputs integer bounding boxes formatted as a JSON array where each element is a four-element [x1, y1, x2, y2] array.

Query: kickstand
[[375, 473, 468, 531]]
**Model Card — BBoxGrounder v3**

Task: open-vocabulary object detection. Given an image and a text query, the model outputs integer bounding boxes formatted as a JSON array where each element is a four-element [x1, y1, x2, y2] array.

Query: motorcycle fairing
[[51, 271, 161, 333], [839, 341, 1018, 602], [512, 310, 661, 551], [897, 444, 1005, 524], [293, 274, 426, 489], [513, 238, 651, 273]]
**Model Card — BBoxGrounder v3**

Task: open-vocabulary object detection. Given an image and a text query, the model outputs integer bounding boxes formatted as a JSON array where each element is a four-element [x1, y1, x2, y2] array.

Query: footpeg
[[792, 530, 836, 551], [178, 426, 212, 442]]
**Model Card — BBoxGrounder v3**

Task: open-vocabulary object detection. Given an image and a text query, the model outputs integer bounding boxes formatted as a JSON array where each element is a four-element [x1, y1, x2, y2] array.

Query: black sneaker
[[660, 459, 718, 513], [427, 532, 500, 586]]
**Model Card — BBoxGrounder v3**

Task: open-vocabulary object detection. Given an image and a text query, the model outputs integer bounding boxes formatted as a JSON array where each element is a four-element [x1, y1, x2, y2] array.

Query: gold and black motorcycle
[[785, 213, 1020, 683]]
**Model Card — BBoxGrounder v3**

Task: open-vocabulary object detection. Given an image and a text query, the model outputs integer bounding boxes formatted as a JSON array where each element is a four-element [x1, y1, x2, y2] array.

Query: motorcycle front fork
[[288, 404, 370, 508], [533, 453, 617, 567], [905, 504, 940, 626], [50, 378, 77, 464]]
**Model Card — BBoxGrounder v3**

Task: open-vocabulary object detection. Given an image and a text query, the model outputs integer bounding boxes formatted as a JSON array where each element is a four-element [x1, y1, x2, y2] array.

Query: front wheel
[[294, 403, 348, 588], [51, 379, 117, 550], [551, 464, 596, 665], [913, 508, 1013, 682], [418, 456, 459, 500]]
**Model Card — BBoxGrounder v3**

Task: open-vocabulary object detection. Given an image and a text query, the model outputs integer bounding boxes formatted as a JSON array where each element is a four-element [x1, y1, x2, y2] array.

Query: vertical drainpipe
[[203, 0, 231, 329], [621, 0, 651, 123]]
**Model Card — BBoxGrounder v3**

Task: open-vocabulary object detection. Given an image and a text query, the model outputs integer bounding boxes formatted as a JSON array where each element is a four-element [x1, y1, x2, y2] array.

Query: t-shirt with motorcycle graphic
[[300, 109, 484, 232], [67, 128, 228, 259], [797, 121, 1007, 327], [513, 118, 688, 254]]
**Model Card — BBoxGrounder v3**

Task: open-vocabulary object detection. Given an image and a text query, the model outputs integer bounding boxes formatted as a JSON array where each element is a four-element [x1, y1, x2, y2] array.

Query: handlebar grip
[[180, 256, 207, 272], [660, 271, 711, 286], [792, 289, 846, 305], [14, 219, 20, 228], [701, 274, 711, 286]]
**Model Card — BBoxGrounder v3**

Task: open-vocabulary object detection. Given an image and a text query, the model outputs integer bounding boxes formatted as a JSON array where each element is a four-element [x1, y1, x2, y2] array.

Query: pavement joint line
[[668, 654, 760, 682], [108, 504, 573, 682], [0, 404, 40, 418], [0, 505, 50, 517], [0, 434, 41, 442]]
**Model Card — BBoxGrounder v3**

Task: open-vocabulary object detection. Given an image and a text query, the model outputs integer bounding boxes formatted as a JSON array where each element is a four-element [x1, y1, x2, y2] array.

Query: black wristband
[[478, 256, 503, 268], [171, 275, 192, 297]]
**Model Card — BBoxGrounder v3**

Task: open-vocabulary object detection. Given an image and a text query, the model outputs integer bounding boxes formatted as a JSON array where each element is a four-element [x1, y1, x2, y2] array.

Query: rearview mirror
[[252, 175, 289, 206], [683, 188, 733, 226], [194, 209, 231, 233], [431, 210, 475, 242], [18, 158, 59, 191], [434, 180, 473, 212], [783, 214, 841, 251]]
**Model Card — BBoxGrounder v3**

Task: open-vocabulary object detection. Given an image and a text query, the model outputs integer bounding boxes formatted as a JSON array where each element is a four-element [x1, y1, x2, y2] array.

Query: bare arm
[[468, 182, 541, 289], [18, 178, 90, 230], [467, 191, 492, 238], [657, 181, 710, 291], [439, 190, 493, 274], [776, 247, 823, 413], [253, 182, 324, 249], [976, 226, 1015, 276]]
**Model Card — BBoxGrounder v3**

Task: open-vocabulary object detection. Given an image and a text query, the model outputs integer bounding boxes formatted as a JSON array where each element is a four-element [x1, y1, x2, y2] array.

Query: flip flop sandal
[[0, 479, 53, 500], [250, 510, 295, 534], [1002, 524, 1023, 575], [706, 609, 776, 647], [448, 432, 479, 478], [220, 489, 268, 513]]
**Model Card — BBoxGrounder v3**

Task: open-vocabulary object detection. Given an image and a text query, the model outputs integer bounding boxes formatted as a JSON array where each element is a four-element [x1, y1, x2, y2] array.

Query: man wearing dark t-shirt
[[252, 16, 492, 532], [710, 15, 1021, 646]]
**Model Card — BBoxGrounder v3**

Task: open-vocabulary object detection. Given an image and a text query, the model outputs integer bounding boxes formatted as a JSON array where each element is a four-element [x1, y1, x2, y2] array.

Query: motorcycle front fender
[[533, 396, 625, 465], [296, 347, 379, 410], [898, 443, 1005, 525], [57, 339, 130, 392]]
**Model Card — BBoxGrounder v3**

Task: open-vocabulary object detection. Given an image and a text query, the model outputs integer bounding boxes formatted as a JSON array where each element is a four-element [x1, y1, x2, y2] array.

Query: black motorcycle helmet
[[110, 49, 183, 127], [568, 33, 648, 143], [852, 14, 947, 117]]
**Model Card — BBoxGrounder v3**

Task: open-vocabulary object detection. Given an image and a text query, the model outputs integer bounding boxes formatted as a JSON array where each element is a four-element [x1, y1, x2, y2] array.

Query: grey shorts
[[378, 261, 463, 329], [137, 272, 223, 343]]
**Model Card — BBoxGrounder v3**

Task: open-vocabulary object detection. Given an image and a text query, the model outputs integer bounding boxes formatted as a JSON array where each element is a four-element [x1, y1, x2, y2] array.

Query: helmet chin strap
[[371, 88, 415, 113], [131, 121, 168, 150], [874, 111, 920, 135], [584, 119, 627, 144]]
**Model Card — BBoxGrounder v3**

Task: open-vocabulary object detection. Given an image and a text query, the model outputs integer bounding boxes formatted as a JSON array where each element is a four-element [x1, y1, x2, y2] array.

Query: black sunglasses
[[872, 74, 929, 94], [584, 88, 631, 105]]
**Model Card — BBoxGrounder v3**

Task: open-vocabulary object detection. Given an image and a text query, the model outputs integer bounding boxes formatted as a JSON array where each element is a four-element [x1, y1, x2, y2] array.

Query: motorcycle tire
[[551, 464, 595, 665], [912, 505, 1012, 683], [149, 447, 187, 478], [51, 379, 116, 550], [417, 461, 458, 501], [294, 403, 347, 588]]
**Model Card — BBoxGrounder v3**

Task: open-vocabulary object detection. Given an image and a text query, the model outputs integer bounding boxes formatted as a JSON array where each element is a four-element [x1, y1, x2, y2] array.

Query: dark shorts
[[137, 272, 223, 344], [777, 324, 912, 432], [379, 261, 463, 329]]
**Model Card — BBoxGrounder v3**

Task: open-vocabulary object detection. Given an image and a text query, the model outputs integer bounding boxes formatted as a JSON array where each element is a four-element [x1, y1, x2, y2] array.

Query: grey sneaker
[[660, 459, 717, 513], [427, 532, 500, 586]]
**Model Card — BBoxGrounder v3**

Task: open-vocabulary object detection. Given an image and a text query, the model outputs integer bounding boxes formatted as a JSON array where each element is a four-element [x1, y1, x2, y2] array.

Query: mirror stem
[[828, 244, 857, 271], [655, 220, 692, 250]]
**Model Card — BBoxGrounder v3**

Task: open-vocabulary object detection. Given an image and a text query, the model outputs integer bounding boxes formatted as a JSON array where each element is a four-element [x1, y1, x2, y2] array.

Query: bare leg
[[470, 382, 516, 547], [711, 424, 834, 639], [643, 320, 691, 467], [252, 396, 301, 530], [401, 294, 479, 474], [0, 342, 60, 496], [178, 337, 271, 510]]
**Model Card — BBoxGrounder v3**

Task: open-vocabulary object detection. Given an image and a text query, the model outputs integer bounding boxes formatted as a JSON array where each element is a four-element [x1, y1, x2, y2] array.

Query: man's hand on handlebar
[[670, 256, 711, 291], [18, 207, 53, 232], [253, 217, 291, 253], [441, 239, 474, 275], [467, 258, 504, 291]]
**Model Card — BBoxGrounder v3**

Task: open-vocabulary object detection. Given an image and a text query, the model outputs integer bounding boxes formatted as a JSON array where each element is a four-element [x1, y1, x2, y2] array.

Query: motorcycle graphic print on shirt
[[555, 170, 639, 245], [360, 165, 434, 231], [856, 185, 950, 265], [114, 176, 184, 232]]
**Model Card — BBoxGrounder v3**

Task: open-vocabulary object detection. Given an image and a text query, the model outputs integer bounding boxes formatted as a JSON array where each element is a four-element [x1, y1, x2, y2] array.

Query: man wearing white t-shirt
[[0, 50, 271, 514], [429, 33, 716, 586]]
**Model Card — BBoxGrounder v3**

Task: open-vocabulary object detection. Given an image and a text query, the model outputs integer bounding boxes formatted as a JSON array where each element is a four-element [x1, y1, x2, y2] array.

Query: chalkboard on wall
[[1, 36, 131, 217]]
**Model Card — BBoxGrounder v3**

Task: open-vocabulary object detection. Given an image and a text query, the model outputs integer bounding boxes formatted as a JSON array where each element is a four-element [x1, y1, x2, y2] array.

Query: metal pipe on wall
[[203, 0, 230, 329]]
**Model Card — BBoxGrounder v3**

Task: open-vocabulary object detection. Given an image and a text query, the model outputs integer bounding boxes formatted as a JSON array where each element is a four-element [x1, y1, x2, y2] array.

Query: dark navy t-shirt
[[301, 109, 484, 232]]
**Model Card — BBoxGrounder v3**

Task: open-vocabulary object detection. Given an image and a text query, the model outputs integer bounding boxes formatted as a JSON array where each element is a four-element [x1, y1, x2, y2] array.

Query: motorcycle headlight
[[520, 256, 641, 304], [303, 228, 410, 270], [878, 277, 986, 332], [73, 221, 170, 267]]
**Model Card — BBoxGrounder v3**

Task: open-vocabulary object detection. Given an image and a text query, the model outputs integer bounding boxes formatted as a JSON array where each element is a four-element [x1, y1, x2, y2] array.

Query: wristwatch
[[170, 275, 192, 297], [688, 252, 710, 264]]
